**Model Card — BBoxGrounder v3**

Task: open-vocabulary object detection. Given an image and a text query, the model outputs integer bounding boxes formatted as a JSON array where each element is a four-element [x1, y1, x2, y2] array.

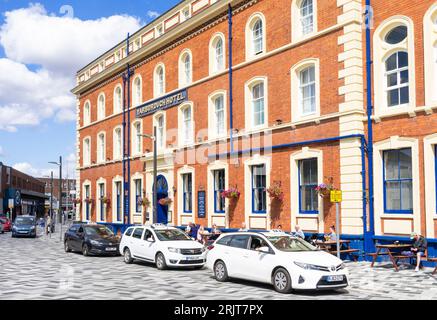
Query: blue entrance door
[[154, 175, 169, 224]]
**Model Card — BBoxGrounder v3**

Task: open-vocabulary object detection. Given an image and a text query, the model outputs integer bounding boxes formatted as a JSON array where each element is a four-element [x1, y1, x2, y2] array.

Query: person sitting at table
[[209, 224, 221, 241], [239, 222, 248, 232], [325, 225, 337, 242], [186, 222, 199, 240], [197, 225, 208, 244], [292, 225, 305, 239], [411, 232, 427, 272]]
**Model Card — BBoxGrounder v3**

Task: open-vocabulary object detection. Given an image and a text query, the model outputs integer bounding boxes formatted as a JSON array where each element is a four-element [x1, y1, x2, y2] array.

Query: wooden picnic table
[[315, 240, 360, 260], [369, 244, 412, 272]]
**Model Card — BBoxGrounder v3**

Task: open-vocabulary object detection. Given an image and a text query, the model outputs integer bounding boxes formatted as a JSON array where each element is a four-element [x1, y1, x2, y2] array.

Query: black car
[[11, 216, 37, 238], [64, 224, 120, 256]]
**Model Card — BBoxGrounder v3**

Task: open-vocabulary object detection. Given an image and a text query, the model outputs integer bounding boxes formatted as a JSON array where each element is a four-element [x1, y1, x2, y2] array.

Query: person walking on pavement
[[46, 214, 52, 236]]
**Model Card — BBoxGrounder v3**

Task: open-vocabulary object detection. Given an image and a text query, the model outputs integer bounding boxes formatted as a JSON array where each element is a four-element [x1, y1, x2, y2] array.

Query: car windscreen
[[154, 229, 191, 241], [84, 226, 114, 237], [267, 236, 317, 252], [15, 217, 35, 225]]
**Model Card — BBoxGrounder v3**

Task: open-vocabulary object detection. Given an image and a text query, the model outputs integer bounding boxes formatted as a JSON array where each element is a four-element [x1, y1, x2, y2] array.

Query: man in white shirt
[[292, 225, 305, 239], [238, 222, 248, 232]]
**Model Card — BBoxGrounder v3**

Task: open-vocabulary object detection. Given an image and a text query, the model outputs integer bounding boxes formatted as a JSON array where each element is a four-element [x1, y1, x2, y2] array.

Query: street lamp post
[[138, 128, 158, 224], [49, 156, 63, 240]]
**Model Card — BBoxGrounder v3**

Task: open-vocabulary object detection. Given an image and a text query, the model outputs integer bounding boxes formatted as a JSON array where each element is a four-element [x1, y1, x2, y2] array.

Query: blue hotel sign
[[136, 89, 188, 118], [197, 191, 206, 218]]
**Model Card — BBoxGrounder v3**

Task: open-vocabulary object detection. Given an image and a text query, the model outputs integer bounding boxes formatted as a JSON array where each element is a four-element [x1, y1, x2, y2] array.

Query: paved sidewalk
[[1, 229, 437, 300]]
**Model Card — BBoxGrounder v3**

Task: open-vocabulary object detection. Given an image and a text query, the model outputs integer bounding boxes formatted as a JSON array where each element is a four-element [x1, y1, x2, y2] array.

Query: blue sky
[[0, 0, 179, 177]]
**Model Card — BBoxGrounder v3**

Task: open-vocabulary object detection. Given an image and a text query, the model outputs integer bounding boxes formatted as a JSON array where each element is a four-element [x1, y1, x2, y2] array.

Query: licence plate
[[327, 275, 344, 282], [18, 231, 28, 234], [185, 256, 199, 261], [105, 247, 117, 251]]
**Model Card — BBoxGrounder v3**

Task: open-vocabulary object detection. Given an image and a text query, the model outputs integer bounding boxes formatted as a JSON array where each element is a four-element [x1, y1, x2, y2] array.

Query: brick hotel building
[[72, 0, 437, 249]]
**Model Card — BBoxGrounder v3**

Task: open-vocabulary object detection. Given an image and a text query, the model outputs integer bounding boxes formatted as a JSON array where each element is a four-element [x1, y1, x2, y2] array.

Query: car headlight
[[338, 263, 346, 270], [31, 226, 36, 230], [294, 262, 327, 271], [168, 247, 181, 254], [90, 240, 102, 246], [201, 247, 206, 253]]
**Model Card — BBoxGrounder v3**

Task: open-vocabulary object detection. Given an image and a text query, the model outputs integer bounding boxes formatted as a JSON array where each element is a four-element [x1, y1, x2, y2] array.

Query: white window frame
[[178, 102, 194, 147], [424, 4, 437, 107], [292, 0, 318, 42], [82, 180, 92, 222], [112, 176, 123, 223], [132, 76, 142, 107], [424, 133, 437, 238], [132, 120, 143, 156], [153, 111, 166, 152], [245, 13, 267, 60], [245, 77, 268, 132], [83, 100, 91, 126], [113, 126, 123, 160], [207, 161, 229, 228], [83, 137, 91, 166], [97, 93, 105, 120], [373, 16, 416, 118], [177, 166, 195, 225], [209, 33, 226, 75], [208, 90, 227, 140], [96, 178, 106, 222], [154, 63, 166, 97], [178, 49, 193, 88], [113, 85, 123, 114], [130, 173, 144, 221], [97, 131, 106, 164], [291, 58, 321, 123]]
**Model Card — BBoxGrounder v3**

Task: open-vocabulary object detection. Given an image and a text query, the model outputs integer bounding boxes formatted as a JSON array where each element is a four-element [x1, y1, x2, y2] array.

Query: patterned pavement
[[1, 226, 437, 300]]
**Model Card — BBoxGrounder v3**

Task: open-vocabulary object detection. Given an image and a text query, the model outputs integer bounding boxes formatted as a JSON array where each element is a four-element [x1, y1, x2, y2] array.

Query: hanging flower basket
[[267, 182, 284, 202], [84, 198, 94, 205], [159, 197, 173, 206], [221, 188, 240, 200], [314, 177, 335, 198], [100, 197, 111, 205], [73, 198, 81, 204], [137, 197, 151, 207]]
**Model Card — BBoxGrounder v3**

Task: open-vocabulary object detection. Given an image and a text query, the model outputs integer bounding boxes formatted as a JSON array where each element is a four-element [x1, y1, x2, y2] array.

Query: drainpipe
[[365, 1, 375, 254], [228, 4, 234, 153]]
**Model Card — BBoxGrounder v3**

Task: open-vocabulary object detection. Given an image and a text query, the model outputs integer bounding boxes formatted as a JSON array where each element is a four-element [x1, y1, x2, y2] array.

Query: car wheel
[[272, 268, 292, 294], [124, 248, 133, 264], [156, 252, 167, 270], [64, 241, 72, 253], [214, 260, 229, 282], [82, 244, 90, 257]]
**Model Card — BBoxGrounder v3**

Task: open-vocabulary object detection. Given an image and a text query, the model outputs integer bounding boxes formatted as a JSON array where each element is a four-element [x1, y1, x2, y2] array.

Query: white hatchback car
[[119, 224, 206, 270], [206, 232, 349, 293]]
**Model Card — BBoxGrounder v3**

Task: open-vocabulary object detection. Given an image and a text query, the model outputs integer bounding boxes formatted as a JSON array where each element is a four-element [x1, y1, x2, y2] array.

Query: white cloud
[[13, 154, 77, 179], [0, 3, 143, 132], [147, 10, 160, 19], [0, 146, 4, 157]]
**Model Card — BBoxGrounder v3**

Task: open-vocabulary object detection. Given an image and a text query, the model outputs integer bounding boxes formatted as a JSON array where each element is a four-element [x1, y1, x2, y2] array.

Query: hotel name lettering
[[136, 89, 188, 118]]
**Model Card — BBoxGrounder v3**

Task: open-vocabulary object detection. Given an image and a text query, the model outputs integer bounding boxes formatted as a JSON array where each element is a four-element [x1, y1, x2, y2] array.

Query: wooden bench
[[328, 249, 361, 261], [427, 257, 437, 275]]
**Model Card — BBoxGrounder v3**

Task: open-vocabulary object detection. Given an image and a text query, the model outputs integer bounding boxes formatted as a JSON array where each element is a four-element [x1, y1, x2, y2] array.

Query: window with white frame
[[179, 51, 192, 87], [132, 121, 142, 155], [83, 137, 91, 166], [300, 0, 314, 35], [252, 82, 265, 127], [154, 64, 165, 97], [373, 18, 415, 116], [299, 66, 316, 115], [115, 181, 122, 222], [84, 184, 91, 221], [182, 173, 193, 213], [246, 14, 266, 59], [252, 165, 267, 213], [134, 179, 142, 213], [114, 86, 122, 114], [213, 95, 225, 137], [213, 169, 225, 213], [156, 114, 165, 150], [210, 34, 225, 74], [299, 158, 318, 213], [83, 101, 91, 125], [180, 105, 193, 145], [292, 0, 318, 42], [383, 148, 413, 213], [424, 6, 437, 106], [97, 94, 105, 120], [97, 133, 105, 163], [113, 127, 122, 160], [133, 77, 142, 107]]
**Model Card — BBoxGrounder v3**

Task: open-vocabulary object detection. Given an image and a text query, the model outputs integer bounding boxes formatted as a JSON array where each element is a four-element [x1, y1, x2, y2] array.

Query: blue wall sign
[[136, 89, 188, 118], [197, 191, 206, 218]]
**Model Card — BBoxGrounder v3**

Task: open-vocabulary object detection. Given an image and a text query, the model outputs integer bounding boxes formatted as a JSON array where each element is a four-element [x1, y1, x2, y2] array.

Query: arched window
[[208, 90, 227, 139], [133, 77, 142, 107], [245, 77, 268, 130], [113, 85, 122, 114], [97, 133, 106, 163], [385, 51, 409, 107], [424, 4, 437, 106], [113, 127, 122, 160], [179, 104, 193, 146], [373, 17, 415, 116], [154, 64, 165, 97], [300, 0, 314, 35], [209, 34, 225, 74], [97, 94, 105, 120], [83, 137, 91, 166], [214, 95, 225, 136], [83, 101, 91, 125], [156, 114, 165, 149], [246, 14, 266, 59], [179, 51, 192, 87], [299, 66, 316, 115], [132, 121, 142, 155]]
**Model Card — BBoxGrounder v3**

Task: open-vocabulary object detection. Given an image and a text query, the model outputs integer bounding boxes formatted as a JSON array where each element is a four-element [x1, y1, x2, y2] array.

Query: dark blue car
[[11, 216, 37, 238]]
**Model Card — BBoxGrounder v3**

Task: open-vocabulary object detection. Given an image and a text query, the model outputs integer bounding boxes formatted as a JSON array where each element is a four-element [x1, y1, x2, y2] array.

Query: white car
[[119, 224, 206, 270], [206, 232, 349, 293]]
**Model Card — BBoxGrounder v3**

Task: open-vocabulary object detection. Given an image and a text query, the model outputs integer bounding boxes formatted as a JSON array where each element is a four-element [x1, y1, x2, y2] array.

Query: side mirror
[[257, 246, 271, 254], [146, 237, 155, 243]]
